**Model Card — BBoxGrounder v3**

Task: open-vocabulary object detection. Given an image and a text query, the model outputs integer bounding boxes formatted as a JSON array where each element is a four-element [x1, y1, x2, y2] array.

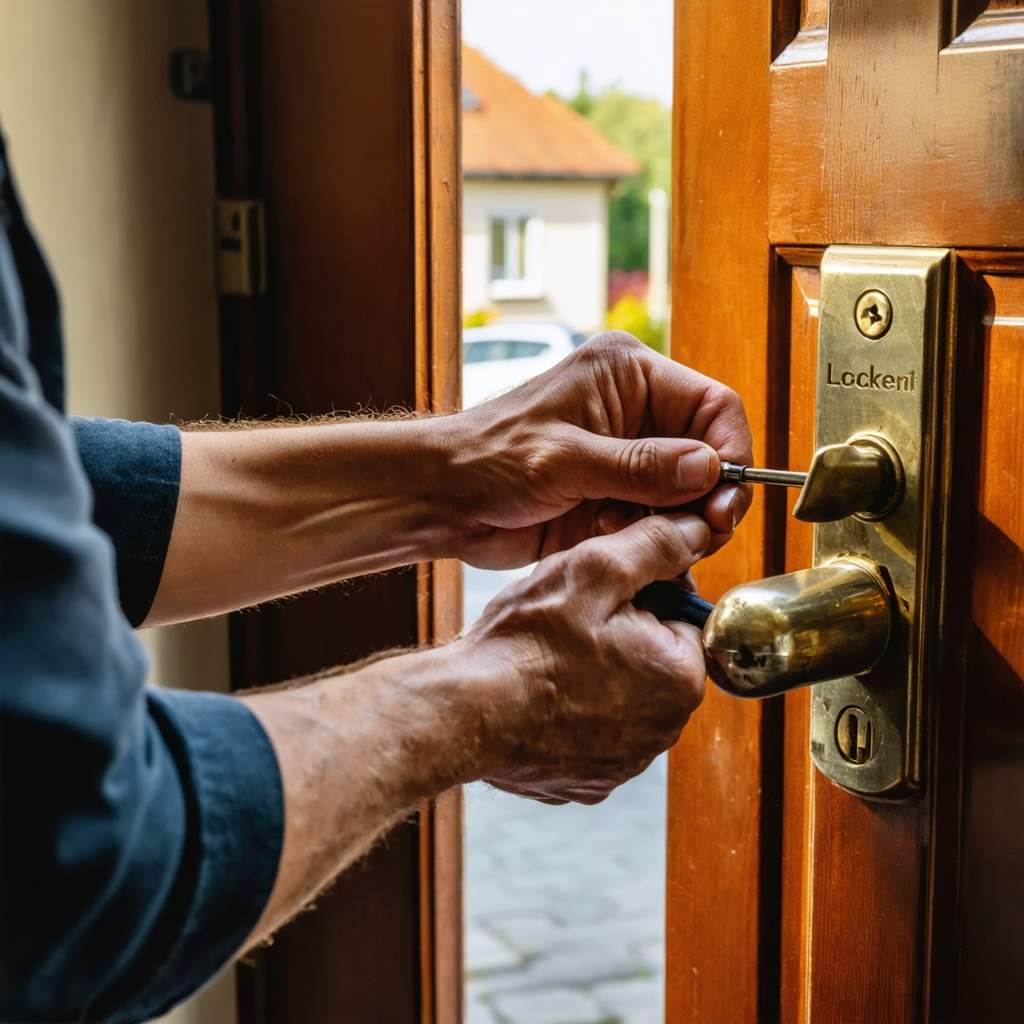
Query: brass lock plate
[[809, 246, 950, 800]]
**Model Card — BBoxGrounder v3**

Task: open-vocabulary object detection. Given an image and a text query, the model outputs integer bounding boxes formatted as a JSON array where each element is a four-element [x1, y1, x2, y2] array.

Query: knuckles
[[569, 541, 629, 593], [571, 331, 647, 379], [520, 429, 581, 493], [705, 382, 755, 455], [582, 330, 645, 355], [711, 381, 743, 413], [635, 516, 689, 568], [620, 437, 663, 491]]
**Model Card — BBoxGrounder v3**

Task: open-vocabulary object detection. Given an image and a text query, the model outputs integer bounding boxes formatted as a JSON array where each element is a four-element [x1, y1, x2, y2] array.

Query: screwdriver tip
[[719, 461, 745, 484]]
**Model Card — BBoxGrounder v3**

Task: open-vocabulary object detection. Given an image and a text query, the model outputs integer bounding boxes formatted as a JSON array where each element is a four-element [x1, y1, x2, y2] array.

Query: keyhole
[[835, 706, 873, 765]]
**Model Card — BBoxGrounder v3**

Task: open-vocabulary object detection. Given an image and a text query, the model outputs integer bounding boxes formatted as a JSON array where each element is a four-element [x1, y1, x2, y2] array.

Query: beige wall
[[463, 178, 610, 333], [0, 2, 233, 1022]]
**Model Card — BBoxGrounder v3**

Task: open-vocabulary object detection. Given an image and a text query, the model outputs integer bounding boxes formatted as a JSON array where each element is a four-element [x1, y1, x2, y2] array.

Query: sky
[[462, 0, 674, 106]]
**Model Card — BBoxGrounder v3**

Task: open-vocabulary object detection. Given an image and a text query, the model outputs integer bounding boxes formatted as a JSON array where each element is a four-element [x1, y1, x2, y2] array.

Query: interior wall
[[0, 2, 233, 1022]]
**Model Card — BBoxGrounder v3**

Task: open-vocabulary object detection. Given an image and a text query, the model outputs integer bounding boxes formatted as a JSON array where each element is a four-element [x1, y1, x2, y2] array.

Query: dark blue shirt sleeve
[[0, 242, 283, 1021], [69, 417, 182, 627]]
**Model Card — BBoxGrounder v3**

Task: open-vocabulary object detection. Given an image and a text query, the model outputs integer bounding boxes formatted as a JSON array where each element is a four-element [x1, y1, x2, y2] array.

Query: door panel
[[771, 0, 1024, 247], [667, 5, 780, 1021], [779, 249, 930, 1023], [670, 1, 1023, 1020], [779, 257, 817, 1023], [960, 268, 1024, 1019]]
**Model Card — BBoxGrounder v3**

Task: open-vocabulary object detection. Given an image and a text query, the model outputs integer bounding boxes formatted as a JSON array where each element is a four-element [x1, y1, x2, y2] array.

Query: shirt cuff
[[100, 688, 284, 1024], [70, 417, 181, 626]]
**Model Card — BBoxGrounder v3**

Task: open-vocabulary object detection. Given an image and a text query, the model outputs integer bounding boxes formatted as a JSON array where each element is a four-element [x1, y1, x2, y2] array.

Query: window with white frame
[[488, 211, 543, 300]]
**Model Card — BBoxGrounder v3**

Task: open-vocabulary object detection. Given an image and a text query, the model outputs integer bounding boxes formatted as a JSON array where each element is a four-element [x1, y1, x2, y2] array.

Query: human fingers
[[702, 482, 753, 538], [485, 780, 570, 805], [567, 428, 721, 509], [566, 513, 710, 615]]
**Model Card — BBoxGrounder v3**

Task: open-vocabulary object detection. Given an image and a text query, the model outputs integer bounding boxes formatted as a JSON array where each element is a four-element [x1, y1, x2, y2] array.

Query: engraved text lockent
[[825, 362, 916, 392]]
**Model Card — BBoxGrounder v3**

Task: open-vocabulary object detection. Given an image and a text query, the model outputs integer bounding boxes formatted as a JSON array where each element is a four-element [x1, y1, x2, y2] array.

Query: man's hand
[[451, 511, 710, 804], [243, 511, 709, 943], [441, 331, 754, 569], [147, 331, 752, 626]]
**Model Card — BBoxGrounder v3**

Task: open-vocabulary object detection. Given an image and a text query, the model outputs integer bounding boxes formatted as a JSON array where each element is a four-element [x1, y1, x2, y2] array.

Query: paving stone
[[466, 848, 505, 880], [556, 917, 659, 957], [487, 913, 561, 956], [593, 977, 664, 1024], [467, 883, 553, 920], [487, 913, 655, 961], [491, 987, 605, 1024], [602, 879, 665, 914], [466, 995, 502, 1024], [482, 947, 650, 995], [464, 566, 668, 1014], [466, 924, 523, 975], [633, 937, 665, 972], [546, 892, 621, 926]]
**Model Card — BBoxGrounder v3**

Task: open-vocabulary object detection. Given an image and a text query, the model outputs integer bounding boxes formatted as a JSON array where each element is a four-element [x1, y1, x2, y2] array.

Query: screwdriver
[[719, 461, 807, 489], [635, 581, 715, 629], [635, 463, 808, 626]]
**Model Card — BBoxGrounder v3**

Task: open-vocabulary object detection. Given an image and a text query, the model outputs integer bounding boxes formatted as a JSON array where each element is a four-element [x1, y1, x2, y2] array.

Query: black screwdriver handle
[[634, 581, 715, 629]]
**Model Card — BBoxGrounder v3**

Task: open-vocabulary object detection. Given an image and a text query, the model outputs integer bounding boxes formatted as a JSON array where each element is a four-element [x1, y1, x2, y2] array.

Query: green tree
[[566, 72, 671, 272]]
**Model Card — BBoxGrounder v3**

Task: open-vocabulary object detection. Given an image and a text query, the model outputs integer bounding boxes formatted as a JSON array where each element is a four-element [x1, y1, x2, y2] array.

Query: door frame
[[209, 1, 463, 1020], [667, 3, 783, 1020]]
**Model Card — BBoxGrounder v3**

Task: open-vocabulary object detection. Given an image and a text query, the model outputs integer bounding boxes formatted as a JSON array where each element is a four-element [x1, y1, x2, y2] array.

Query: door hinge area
[[214, 199, 266, 296]]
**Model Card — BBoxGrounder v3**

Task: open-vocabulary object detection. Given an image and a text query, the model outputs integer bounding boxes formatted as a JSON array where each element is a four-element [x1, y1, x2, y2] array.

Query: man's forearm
[[145, 418, 454, 626], [239, 641, 493, 946], [236, 509, 711, 948]]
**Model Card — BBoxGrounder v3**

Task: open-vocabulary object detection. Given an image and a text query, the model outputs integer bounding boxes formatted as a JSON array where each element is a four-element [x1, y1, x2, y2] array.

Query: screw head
[[854, 290, 893, 339]]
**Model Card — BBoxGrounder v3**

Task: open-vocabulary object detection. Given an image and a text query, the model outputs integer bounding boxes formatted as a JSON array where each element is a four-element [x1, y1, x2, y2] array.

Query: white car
[[462, 323, 584, 409]]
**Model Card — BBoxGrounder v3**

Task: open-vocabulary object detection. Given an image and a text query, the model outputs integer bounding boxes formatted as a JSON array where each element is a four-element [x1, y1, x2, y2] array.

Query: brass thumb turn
[[701, 559, 892, 698], [792, 435, 904, 523]]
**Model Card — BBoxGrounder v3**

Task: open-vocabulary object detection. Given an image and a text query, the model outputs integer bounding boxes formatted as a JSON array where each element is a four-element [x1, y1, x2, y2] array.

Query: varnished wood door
[[668, 3, 1023, 1022]]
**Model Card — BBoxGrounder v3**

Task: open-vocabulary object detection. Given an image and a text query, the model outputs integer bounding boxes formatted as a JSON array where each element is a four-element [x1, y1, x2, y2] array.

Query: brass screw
[[854, 290, 893, 340]]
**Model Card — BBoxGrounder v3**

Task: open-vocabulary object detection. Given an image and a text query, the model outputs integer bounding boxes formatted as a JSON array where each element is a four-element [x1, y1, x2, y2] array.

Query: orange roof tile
[[462, 45, 641, 181]]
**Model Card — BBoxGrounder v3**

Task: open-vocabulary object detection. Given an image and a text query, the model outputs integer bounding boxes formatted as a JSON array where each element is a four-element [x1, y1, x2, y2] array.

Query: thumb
[[571, 430, 720, 507]]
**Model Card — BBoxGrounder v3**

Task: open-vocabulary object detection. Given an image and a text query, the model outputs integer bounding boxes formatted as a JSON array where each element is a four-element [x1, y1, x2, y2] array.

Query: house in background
[[462, 46, 639, 335]]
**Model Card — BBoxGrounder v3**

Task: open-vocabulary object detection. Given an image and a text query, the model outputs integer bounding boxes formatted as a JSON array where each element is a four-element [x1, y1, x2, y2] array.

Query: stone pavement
[[464, 567, 667, 1024]]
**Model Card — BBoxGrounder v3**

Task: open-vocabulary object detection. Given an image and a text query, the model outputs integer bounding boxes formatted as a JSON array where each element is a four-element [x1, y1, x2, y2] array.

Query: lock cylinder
[[701, 559, 893, 699]]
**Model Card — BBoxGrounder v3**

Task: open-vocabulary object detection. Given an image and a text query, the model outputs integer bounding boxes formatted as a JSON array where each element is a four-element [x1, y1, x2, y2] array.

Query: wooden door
[[668, 2, 1023, 1022], [209, 1, 463, 1021]]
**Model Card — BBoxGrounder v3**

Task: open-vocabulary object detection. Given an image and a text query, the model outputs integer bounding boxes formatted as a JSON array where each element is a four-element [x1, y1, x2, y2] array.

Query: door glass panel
[[461, 3, 675, 1021]]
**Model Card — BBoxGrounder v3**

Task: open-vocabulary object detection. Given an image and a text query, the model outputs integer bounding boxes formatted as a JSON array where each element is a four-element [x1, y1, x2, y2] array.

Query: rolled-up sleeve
[[1, 245, 283, 1021], [70, 416, 181, 627]]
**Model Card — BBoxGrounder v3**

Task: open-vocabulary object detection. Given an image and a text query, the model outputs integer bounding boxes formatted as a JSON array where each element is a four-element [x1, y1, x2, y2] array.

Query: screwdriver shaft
[[720, 461, 807, 489]]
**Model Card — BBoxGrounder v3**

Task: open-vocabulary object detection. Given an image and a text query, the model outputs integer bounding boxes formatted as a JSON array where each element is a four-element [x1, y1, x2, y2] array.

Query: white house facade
[[463, 178, 611, 333], [462, 47, 637, 336]]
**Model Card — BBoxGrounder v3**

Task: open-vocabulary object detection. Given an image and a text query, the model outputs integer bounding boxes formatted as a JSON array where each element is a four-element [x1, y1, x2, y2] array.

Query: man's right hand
[[452, 511, 711, 805], [243, 510, 710, 945]]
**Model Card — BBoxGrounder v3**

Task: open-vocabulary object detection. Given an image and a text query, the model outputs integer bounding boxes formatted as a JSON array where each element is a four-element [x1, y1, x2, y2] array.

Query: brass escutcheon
[[808, 245, 951, 801]]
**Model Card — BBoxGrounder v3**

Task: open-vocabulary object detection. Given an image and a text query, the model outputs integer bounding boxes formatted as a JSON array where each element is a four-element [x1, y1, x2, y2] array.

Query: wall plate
[[809, 246, 950, 800]]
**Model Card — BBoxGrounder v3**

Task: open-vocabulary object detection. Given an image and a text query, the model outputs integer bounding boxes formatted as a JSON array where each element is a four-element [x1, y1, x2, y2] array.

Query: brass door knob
[[701, 559, 892, 698]]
